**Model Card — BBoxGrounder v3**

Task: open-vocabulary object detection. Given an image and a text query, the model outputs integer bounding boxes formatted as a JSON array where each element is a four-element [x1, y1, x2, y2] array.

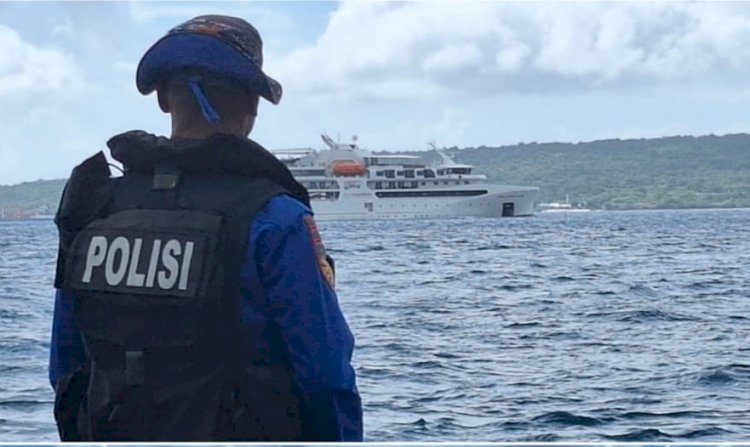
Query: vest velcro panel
[[65, 209, 222, 350]]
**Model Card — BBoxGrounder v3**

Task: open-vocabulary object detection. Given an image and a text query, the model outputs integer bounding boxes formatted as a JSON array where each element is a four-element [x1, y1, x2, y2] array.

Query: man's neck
[[171, 127, 247, 140], [170, 117, 252, 140]]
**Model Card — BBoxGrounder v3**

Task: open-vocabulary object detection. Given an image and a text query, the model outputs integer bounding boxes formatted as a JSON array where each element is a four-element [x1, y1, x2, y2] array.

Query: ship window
[[433, 181, 439, 185], [375, 182, 382, 189], [405, 170, 415, 178], [294, 169, 326, 176], [421, 182, 426, 186], [411, 181, 418, 188], [416, 170, 424, 176], [424, 169, 435, 178], [309, 181, 318, 189], [464, 181, 470, 185], [444, 181, 449, 185], [375, 190, 488, 198], [396, 171, 404, 177], [376, 171, 384, 177], [385, 170, 395, 178]]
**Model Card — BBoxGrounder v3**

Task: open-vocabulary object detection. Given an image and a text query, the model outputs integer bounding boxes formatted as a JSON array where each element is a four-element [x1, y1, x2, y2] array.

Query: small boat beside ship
[[537, 195, 591, 213], [274, 135, 539, 221]]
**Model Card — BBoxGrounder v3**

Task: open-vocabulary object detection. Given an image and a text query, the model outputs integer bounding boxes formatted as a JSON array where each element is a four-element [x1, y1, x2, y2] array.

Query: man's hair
[[160, 75, 260, 124]]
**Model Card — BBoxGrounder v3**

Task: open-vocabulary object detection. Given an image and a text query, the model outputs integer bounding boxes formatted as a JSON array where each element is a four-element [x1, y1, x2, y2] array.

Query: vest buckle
[[125, 350, 145, 386]]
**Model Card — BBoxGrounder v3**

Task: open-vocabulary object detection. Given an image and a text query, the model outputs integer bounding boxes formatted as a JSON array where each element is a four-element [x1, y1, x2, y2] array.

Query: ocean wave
[[602, 427, 673, 441], [532, 411, 605, 426]]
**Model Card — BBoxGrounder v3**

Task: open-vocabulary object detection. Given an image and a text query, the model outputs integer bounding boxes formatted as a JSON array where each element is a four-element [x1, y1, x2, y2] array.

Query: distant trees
[[453, 133, 750, 210], [0, 179, 66, 218], [2, 133, 750, 217]]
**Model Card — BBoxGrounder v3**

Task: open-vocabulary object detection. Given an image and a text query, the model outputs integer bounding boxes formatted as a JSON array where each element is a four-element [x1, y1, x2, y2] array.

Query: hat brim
[[136, 33, 282, 105]]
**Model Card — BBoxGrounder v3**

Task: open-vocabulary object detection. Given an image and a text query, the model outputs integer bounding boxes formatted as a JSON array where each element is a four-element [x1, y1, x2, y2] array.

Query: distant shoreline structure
[[0, 204, 55, 221], [537, 195, 591, 213], [0, 214, 55, 221]]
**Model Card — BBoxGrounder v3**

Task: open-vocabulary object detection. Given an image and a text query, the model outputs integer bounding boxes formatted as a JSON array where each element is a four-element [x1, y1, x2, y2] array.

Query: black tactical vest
[[53, 131, 310, 441]]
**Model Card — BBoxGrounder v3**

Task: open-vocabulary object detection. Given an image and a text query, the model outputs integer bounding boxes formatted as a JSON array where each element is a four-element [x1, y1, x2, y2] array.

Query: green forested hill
[[0, 179, 66, 218], [2, 133, 749, 216], [439, 133, 750, 210]]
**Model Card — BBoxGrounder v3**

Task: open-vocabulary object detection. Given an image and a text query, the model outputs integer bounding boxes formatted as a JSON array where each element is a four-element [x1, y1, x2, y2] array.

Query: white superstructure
[[275, 135, 538, 221]]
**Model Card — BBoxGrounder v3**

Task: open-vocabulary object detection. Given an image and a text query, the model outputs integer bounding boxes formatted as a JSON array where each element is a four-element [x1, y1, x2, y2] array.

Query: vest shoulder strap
[[54, 151, 114, 288]]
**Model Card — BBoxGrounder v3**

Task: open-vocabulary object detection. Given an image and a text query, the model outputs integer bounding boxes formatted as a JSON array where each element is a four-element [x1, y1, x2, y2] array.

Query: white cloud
[[494, 41, 531, 73], [271, 1, 750, 101], [51, 17, 75, 38], [418, 107, 470, 147], [422, 43, 482, 73], [0, 25, 84, 102]]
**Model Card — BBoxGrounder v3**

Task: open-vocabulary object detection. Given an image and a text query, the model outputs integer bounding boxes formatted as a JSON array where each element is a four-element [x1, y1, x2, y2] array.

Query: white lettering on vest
[[178, 241, 194, 291], [82, 236, 108, 283], [125, 238, 146, 287], [105, 237, 130, 286], [158, 239, 181, 289], [145, 239, 161, 288], [80, 235, 196, 291]]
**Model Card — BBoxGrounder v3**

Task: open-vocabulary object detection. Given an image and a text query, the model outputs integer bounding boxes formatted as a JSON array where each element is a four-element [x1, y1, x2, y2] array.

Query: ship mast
[[321, 134, 336, 150]]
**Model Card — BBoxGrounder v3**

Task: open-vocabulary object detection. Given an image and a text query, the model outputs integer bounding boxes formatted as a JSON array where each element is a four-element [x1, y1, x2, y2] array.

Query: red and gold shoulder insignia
[[303, 215, 335, 291]]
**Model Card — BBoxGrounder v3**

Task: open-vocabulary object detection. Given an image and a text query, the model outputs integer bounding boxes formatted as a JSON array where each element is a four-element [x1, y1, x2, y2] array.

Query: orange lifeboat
[[332, 160, 366, 176]]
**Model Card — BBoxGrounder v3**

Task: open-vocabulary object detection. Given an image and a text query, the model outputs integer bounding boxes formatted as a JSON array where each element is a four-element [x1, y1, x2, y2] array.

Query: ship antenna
[[429, 140, 457, 166], [321, 133, 336, 150], [428, 140, 452, 165]]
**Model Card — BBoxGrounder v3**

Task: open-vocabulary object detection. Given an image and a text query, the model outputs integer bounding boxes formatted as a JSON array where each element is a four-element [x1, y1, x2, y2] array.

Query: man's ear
[[157, 88, 170, 113]]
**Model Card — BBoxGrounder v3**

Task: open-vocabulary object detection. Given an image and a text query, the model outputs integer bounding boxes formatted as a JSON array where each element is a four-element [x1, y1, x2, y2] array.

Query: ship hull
[[311, 185, 538, 221]]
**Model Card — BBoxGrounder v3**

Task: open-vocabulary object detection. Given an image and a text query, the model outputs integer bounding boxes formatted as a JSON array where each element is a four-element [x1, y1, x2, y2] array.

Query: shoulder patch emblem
[[303, 215, 335, 291]]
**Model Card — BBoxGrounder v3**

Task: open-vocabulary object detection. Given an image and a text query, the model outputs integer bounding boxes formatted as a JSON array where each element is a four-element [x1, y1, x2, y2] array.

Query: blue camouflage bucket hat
[[136, 15, 282, 105]]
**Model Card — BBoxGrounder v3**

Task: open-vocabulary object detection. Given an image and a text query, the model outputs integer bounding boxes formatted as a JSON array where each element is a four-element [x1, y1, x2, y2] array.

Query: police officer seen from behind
[[49, 15, 362, 442]]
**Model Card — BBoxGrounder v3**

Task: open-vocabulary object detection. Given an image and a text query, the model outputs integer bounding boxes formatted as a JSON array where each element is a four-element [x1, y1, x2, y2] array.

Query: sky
[[3, 0, 750, 185]]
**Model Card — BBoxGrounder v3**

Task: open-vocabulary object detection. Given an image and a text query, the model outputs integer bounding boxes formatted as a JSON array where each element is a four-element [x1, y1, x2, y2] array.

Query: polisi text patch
[[67, 228, 211, 297], [82, 236, 195, 290]]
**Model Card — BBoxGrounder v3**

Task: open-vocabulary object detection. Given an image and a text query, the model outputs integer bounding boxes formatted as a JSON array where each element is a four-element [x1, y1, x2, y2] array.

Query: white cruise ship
[[275, 135, 538, 221]]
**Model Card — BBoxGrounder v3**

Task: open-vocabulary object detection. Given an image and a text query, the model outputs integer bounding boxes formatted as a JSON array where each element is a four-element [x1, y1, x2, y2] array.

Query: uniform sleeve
[[49, 288, 88, 389], [249, 196, 363, 441]]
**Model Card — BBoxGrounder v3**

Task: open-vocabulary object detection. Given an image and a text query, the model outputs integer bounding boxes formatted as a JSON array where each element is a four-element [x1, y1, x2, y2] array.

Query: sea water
[[1, 209, 749, 441]]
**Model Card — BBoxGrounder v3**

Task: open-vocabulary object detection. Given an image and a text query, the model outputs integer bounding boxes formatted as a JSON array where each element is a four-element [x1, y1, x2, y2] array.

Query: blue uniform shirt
[[49, 194, 363, 441]]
